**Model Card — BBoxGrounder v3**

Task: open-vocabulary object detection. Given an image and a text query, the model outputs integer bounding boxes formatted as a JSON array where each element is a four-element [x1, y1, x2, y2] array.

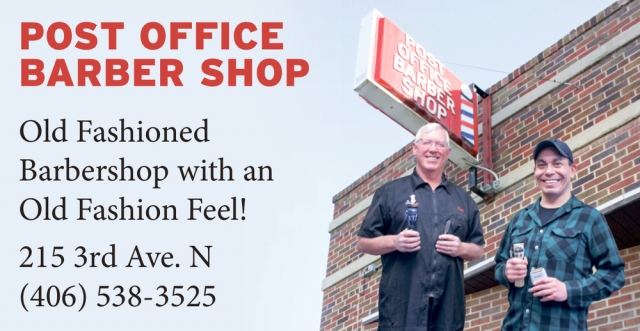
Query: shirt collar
[[410, 168, 452, 194], [526, 194, 584, 225]]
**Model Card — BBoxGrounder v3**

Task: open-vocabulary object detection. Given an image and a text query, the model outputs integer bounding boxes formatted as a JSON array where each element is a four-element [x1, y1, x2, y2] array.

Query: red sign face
[[372, 17, 478, 156]]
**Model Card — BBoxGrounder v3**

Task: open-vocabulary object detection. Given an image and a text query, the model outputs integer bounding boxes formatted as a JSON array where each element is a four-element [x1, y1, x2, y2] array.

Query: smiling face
[[412, 128, 451, 179], [534, 147, 577, 206]]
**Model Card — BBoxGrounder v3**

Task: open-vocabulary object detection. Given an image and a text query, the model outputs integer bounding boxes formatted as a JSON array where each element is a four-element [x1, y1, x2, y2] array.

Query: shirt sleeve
[[465, 200, 485, 245], [564, 211, 625, 308], [357, 185, 389, 238], [494, 213, 516, 288]]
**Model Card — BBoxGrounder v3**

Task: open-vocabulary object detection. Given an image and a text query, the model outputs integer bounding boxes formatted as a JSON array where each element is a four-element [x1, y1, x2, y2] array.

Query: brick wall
[[479, 0, 640, 265], [320, 269, 381, 330], [321, 0, 640, 330]]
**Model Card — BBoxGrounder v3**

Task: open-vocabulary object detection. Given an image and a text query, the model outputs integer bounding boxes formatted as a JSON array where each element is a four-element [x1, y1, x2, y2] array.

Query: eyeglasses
[[416, 139, 448, 149]]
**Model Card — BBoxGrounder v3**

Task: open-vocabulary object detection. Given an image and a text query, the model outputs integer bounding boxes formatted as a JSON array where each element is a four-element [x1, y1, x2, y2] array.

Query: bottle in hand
[[512, 243, 525, 288]]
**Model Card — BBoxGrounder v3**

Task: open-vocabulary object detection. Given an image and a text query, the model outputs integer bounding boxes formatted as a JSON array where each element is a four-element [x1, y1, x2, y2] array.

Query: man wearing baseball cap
[[494, 139, 625, 330]]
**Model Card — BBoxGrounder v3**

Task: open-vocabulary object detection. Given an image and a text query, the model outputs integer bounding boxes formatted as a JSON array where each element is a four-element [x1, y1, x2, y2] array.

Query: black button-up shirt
[[358, 169, 485, 331]]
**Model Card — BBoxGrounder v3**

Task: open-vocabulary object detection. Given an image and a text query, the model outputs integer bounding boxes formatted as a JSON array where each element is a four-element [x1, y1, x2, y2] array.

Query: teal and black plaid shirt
[[494, 195, 625, 331]]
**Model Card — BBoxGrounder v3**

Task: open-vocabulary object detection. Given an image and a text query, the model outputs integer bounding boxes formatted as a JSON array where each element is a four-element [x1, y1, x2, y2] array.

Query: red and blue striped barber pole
[[460, 84, 475, 147]]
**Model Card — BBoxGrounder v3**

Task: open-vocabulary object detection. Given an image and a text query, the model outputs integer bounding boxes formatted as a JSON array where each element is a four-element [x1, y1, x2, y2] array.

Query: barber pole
[[460, 84, 475, 147]]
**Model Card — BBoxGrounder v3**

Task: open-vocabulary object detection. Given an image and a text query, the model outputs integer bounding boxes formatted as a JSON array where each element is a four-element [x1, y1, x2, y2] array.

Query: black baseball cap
[[533, 139, 574, 163]]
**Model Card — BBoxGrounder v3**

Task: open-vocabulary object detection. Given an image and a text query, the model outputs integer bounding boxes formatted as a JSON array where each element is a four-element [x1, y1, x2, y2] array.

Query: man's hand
[[395, 229, 420, 252], [505, 257, 528, 283], [436, 234, 461, 257], [530, 277, 568, 302]]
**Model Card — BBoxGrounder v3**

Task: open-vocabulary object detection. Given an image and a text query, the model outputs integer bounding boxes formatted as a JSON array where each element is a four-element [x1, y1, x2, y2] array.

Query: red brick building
[[320, 1, 640, 330]]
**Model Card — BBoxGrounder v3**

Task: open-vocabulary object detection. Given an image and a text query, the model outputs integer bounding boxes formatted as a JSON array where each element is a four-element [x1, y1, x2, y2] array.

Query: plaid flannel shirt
[[494, 195, 625, 331]]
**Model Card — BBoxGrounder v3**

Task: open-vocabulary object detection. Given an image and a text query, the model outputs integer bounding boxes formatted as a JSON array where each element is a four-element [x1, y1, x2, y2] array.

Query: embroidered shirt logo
[[458, 206, 464, 213]]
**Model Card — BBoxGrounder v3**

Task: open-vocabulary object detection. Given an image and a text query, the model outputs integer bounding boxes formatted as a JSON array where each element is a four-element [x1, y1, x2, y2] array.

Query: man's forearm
[[458, 242, 483, 261], [357, 236, 398, 255]]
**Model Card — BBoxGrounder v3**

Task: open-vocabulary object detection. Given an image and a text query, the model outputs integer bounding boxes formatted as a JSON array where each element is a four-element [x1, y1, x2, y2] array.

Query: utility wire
[[442, 61, 510, 74], [443, 61, 581, 89]]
